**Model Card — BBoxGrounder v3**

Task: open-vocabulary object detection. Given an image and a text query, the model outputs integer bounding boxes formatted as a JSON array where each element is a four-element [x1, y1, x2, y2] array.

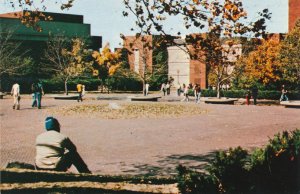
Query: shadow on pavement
[[123, 151, 219, 176]]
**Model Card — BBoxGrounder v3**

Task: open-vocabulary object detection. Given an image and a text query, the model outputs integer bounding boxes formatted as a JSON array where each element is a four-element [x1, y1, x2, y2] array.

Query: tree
[[235, 38, 281, 89], [279, 19, 300, 89], [92, 43, 122, 91], [0, 30, 33, 91], [44, 36, 92, 94], [123, 0, 270, 98]]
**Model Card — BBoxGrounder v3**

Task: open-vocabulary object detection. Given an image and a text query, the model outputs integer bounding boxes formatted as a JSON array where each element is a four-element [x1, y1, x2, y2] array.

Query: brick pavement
[[1, 93, 299, 176]]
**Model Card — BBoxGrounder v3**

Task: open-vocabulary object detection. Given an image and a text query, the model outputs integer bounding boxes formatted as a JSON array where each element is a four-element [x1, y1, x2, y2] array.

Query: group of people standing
[[245, 86, 258, 105], [160, 82, 171, 96], [10, 80, 44, 110], [180, 83, 202, 103], [160, 82, 203, 103]]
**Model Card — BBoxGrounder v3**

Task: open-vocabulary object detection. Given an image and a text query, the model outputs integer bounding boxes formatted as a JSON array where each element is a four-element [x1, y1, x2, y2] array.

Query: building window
[[134, 49, 139, 73]]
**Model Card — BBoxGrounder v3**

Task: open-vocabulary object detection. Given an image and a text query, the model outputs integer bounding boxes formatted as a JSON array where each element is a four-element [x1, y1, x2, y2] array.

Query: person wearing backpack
[[32, 80, 44, 109]]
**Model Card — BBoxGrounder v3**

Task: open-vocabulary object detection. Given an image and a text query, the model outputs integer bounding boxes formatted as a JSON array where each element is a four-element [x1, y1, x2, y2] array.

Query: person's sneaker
[[38, 107, 41, 109], [12, 106, 15, 109], [17, 105, 20, 110]]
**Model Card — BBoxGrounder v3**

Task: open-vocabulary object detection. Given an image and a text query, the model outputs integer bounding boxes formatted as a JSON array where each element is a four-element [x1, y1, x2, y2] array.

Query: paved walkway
[[1, 93, 299, 176]]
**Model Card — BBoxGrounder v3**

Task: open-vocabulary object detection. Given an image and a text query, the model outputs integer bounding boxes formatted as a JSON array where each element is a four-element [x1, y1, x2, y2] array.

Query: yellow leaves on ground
[[49, 102, 208, 119]]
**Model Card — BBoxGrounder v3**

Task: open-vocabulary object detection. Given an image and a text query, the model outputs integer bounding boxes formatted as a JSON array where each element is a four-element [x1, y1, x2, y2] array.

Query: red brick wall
[[187, 44, 207, 89], [289, 0, 300, 31], [123, 35, 153, 74], [190, 59, 206, 89]]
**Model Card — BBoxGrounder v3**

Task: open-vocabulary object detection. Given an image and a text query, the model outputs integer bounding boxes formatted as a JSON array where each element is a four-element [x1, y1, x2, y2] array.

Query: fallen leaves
[[48, 102, 208, 119]]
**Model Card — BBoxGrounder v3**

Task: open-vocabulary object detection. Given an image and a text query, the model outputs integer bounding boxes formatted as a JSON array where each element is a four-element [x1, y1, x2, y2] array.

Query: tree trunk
[[142, 79, 146, 96], [217, 82, 221, 99], [64, 80, 68, 95]]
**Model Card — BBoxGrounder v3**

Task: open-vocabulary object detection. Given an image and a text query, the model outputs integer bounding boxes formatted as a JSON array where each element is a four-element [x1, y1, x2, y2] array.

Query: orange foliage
[[241, 39, 281, 85], [92, 43, 121, 76]]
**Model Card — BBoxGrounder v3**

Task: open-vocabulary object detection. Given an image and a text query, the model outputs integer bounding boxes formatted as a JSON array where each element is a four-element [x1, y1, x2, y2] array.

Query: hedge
[[41, 79, 102, 93], [199, 89, 300, 100]]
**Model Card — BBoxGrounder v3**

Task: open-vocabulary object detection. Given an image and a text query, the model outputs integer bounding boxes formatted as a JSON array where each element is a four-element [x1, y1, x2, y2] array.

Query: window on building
[[134, 49, 139, 73]]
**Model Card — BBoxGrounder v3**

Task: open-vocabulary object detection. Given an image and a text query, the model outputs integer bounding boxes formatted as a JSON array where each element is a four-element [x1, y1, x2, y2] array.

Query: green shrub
[[200, 89, 300, 100], [177, 165, 218, 194], [250, 130, 300, 193], [41, 78, 102, 93], [201, 89, 218, 97], [177, 129, 300, 194], [208, 147, 251, 193]]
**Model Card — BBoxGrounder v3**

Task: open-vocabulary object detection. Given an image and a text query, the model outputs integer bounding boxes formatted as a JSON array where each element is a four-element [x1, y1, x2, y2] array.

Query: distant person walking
[[245, 89, 251, 105], [176, 83, 181, 96], [194, 84, 201, 103], [161, 83, 166, 96], [35, 117, 91, 173], [251, 86, 258, 105], [181, 84, 189, 102], [32, 81, 44, 109], [77, 83, 83, 102], [280, 85, 289, 102], [166, 82, 171, 95], [11, 82, 20, 110]]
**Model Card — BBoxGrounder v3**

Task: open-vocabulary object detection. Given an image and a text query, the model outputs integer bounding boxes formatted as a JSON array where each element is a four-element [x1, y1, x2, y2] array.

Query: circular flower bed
[[48, 102, 208, 119]]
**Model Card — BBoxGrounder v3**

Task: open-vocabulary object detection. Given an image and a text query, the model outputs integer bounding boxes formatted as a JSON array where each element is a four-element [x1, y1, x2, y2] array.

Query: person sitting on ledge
[[35, 117, 91, 173]]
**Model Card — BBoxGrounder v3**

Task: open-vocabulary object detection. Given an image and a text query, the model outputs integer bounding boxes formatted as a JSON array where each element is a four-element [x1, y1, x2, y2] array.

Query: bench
[[128, 96, 161, 102], [0, 92, 6, 99], [280, 101, 300, 108], [204, 98, 237, 105], [54, 95, 79, 100]]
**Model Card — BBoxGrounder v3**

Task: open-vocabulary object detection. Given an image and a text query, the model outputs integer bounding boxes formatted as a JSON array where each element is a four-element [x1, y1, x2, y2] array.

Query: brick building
[[123, 1, 299, 89], [289, 0, 300, 31], [122, 35, 154, 75], [123, 35, 207, 88]]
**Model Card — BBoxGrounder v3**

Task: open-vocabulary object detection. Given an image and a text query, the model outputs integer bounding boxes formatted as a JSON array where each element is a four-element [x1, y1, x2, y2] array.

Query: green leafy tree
[[279, 19, 300, 89]]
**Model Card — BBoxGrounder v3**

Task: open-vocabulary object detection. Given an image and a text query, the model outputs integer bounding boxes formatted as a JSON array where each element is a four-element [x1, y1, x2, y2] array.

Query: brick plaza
[[1, 94, 299, 176]]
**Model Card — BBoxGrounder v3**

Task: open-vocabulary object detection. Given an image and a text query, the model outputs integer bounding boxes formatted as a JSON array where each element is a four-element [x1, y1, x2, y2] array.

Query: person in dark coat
[[252, 86, 258, 105]]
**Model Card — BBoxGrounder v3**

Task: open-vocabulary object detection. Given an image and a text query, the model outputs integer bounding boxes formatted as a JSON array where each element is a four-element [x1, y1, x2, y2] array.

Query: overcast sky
[[0, 0, 288, 49]]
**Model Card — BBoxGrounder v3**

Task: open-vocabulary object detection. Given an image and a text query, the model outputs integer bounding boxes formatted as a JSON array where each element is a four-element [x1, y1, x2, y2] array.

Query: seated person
[[35, 117, 91, 173]]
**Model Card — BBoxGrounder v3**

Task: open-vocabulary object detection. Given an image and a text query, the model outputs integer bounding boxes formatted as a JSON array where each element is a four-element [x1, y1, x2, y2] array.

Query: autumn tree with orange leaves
[[236, 39, 282, 89], [123, 0, 270, 98], [92, 44, 122, 90]]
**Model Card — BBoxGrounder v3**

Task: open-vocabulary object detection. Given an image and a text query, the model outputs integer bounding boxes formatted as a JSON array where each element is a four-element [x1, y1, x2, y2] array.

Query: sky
[[0, 0, 288, 49]]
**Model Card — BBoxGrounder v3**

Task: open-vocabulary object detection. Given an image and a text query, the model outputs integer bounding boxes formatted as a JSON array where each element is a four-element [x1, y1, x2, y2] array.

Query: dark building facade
[[0, 11, 102, 50], [0, 11, 102, 91]]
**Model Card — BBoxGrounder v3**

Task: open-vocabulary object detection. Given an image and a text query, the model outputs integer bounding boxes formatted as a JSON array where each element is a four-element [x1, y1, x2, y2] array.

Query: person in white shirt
[[11, 82, 20, 110], [145, 83, 150, 96]]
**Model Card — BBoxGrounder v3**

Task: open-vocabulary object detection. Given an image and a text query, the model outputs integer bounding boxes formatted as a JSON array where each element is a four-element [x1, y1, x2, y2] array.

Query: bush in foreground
[[177, 129, 300, 194]]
